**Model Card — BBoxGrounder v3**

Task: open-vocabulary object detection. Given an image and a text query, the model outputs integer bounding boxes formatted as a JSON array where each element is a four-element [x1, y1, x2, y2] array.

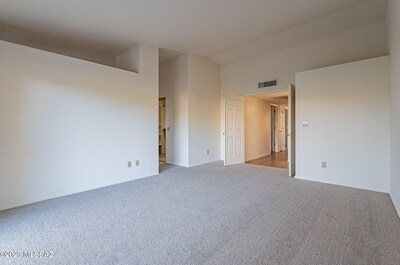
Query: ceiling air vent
[[258, 80, 277, 88]]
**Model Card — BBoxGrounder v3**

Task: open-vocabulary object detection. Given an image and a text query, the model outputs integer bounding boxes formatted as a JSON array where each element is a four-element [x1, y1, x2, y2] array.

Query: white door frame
[[288, 84, 296, 177], [239, 87, 293, 175]]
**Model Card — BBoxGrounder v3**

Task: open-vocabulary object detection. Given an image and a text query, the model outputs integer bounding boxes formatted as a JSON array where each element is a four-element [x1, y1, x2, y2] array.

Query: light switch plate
[[302, 121, 309, 127]]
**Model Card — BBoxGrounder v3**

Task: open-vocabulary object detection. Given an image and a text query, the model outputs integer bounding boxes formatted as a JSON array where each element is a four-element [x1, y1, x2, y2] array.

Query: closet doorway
[[159, 98, 166, 166]]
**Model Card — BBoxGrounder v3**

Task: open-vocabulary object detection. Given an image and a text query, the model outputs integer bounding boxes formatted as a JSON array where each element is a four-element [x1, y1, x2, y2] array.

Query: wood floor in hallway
[[246, 150, 288, 169]]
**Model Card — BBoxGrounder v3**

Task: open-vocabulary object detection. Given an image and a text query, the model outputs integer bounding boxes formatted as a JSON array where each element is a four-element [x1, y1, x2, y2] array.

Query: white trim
[[0, 171, 159, 211], [296, 175, 389, 193]]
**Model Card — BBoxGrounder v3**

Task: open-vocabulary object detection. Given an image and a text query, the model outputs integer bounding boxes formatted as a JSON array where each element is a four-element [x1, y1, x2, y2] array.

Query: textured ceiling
[[0, 0, 387, 66]]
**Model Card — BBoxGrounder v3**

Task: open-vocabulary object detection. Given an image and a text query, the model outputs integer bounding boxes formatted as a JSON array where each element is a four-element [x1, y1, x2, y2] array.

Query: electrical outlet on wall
[[322, 161, 327, 168], [128, 161, 132, 168], [135, 160, 139, 166], [207, 149, 210, 155]]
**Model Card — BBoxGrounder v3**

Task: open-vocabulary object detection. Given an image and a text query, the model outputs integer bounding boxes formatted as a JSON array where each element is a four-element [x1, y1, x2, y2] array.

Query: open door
[[288, 84, 296, 177], [224, 95, 244, 166], [278, 106, 286, 151]]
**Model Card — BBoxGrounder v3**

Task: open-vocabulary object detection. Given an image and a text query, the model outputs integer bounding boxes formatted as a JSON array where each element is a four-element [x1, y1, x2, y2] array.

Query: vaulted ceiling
[[0, 0, 387, 66]]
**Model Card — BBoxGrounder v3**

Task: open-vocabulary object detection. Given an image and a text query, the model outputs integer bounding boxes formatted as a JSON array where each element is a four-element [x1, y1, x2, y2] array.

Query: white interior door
[[224, 95, 244, 166], [288, 84, 296, 177]]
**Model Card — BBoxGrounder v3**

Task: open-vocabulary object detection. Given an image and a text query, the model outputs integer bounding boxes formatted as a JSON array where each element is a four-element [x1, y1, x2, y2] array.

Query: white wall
[[188, 55, 221, 166], [159, 54, 221, 167], [221, 21, 388, 95], [159, 55, 189, 167], [296, 56, 390, 193], [388, 0, 400, 216], [116, 45, 139, 73], [219, 22, 387, 161], [244, 97, 271, 161], [0, 40, 159, 211]]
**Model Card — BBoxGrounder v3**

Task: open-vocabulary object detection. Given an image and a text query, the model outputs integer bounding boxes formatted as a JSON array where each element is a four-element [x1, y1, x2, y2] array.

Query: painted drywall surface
[[188, 55, 221, 166], [221, 21, 388, 95], [159, 55, 221, 167], [211, 0, 387, 65], [219, 21, 387, 160], [0, 41, 159, 211], [244, 97, 271, 161], [388, 0, 400, 216], [296, 56, 390, 193], [116, 45, 139, 73], [159, 55, 189, 167]]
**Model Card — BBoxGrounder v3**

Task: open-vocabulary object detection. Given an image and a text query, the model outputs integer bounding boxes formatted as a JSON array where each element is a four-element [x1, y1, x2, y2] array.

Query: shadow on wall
[[0, 73, 156, 210]]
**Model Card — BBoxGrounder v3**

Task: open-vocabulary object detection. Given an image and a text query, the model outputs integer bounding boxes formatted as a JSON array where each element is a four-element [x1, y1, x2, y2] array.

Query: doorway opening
[[243, 89, 291, 171], [159, 98, 166, 166]]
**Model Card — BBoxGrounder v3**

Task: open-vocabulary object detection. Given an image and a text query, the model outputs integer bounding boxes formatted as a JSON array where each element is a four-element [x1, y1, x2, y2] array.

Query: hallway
[[246, 150, 288, 169]]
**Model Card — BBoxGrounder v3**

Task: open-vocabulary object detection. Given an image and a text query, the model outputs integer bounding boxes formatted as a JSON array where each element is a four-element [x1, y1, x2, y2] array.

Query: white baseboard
[[389, 192, 400, 218], [295, 175, 389, 194], [0, 171, 158, 212]]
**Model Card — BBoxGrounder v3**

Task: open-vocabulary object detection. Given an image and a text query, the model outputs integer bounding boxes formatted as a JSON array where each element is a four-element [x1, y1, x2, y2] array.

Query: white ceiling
[[211, 0, 388, 65], [0, 0, 387, 66], [254, 91, 289, 105]]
